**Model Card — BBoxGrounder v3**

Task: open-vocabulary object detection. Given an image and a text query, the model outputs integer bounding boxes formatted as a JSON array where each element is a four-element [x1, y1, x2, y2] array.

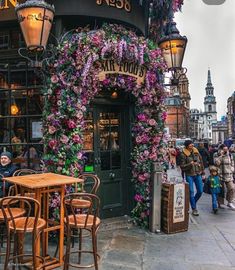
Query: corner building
[[0, 0, 183, 224]]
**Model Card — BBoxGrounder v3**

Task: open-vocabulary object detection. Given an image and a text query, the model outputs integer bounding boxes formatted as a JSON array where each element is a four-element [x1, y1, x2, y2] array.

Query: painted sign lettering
[[0, 0, 18, 10], [96, 0, 131, 12], [98, 59, 146, 85]]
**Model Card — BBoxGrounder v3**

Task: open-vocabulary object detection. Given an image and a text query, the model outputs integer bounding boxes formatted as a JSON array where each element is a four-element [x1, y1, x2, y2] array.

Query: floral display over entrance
[[43, 24, 167, 228]]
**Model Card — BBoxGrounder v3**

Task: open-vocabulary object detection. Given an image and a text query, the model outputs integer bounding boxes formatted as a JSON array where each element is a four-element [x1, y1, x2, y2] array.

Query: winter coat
[[206, 175, 221, 194], [214, 153, 234, 182], [0, 162, 18, 197], [180, 147, 204, 176], [198, 146, 210, 168]]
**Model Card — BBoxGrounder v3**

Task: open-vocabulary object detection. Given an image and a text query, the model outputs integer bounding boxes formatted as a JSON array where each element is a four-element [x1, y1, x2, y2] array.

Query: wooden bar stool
[[0, 198, 25, 262], [0, 196, 46, 270], [63, 193, 101, 270]]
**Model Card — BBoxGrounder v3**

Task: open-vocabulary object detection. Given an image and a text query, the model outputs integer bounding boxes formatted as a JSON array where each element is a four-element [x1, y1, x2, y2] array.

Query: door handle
[[109, 172, 115, 179]]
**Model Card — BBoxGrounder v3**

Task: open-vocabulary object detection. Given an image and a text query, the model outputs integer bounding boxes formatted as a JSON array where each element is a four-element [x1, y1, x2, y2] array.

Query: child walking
[[206, 166, 221, 214]]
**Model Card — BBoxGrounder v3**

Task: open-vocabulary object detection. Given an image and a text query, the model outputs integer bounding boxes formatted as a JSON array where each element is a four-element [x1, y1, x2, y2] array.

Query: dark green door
[[83, 103, 131, 218]]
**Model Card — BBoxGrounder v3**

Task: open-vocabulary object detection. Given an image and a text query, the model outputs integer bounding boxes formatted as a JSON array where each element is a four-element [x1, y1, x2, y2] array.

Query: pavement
[[97, 168, 235, 270], [3, 168, 235, 270]]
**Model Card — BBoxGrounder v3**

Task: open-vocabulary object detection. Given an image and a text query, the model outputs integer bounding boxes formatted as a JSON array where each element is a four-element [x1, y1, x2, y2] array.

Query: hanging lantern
[[15, 0, 55, 51], [158, 21, 187, 70]]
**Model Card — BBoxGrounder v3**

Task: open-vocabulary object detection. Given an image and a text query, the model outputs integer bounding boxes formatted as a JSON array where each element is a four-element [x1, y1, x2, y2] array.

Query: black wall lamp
[[158, 19, 187, 86]]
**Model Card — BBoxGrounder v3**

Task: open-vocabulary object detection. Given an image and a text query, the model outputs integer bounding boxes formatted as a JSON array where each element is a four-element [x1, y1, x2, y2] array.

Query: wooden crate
[[161, 182, 189, 234]]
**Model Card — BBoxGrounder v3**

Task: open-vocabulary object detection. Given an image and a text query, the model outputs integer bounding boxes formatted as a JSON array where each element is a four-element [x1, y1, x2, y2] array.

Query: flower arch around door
[[43, 24, 167, 228]]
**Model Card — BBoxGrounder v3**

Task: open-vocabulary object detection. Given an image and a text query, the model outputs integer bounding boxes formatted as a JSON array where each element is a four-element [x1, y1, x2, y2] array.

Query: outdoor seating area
[[0, 170, 101, 270]]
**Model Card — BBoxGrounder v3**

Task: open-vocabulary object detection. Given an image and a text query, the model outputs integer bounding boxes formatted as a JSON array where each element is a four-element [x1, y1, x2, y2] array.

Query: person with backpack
[[214, 144, 235, 210], [180, 140, 204, 216]]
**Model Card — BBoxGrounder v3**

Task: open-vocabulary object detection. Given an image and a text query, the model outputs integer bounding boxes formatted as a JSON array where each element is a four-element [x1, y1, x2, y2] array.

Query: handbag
[[203, 180, 211, 194]]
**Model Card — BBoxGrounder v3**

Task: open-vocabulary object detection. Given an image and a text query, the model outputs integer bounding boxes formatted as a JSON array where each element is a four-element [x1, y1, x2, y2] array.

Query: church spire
[[205, 68, 214, 96], [207, 69, 212, 86]]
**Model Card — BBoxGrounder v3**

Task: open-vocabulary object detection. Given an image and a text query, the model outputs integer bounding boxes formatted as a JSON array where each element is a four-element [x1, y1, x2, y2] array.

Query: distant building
[[227, 91, 235, 139], [189, 69, 217, 142], [189, 109, 204, 140], [165, 94, 190, 138], [165, 71, 190, 138], [212, 120, 228, 144]]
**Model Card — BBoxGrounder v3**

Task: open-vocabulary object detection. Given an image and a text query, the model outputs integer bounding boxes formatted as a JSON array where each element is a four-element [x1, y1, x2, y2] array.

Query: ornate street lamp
[[15, 0, 55, 67], [158, 20, 187, 86]]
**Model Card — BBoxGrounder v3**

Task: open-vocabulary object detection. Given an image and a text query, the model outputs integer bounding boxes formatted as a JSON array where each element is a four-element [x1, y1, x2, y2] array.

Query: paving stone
[[99, 262, 140, 270], [143, 260, 174, 270], [104, 249, 142, 267]]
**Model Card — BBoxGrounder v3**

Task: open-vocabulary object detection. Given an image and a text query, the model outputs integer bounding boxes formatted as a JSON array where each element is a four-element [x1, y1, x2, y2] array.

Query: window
[[208, 104, 212, 112], [0, 31, 9, 49], [0, 58, 43, 170]]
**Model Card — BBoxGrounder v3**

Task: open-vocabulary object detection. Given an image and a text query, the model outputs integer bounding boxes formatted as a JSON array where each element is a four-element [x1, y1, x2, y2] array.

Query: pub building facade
[[0, 0, 184, 226]]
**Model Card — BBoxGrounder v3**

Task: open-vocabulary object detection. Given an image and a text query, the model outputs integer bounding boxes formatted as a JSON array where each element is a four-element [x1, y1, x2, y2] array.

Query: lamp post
[[15, 0, 55, 67], [158, 19, 187, 86]]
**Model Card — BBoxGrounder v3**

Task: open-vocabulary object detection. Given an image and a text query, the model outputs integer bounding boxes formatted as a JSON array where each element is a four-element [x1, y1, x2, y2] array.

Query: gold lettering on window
[[96, 0, 131, 12]]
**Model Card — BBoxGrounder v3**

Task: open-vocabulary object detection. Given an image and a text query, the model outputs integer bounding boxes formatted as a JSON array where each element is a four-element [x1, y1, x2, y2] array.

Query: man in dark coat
[[198, 142, 210, 168], [180, 140, 204, 216], [0, 151, 18, 197]]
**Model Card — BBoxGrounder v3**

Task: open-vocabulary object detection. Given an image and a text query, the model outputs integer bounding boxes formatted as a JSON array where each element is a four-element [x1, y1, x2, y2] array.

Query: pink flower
[[138, 174, 147, 182], [51, 75, 59, 83], [76, 111, 83, 120], [136, 136, 142, 143], [67, 119, 77, 129], [137, 113, 148, 122], [57, 166, 63, 172], [161, 112, 167, 121], [134, 194, 143, 202], [149, 152, 157, 161], [60, 135, 69, 144], [72, 134, 82, 143], [48, 139, 58, 150], [148, 119, 156, 126], [77, 152, 83, 159], [48, 126, 57, 134]]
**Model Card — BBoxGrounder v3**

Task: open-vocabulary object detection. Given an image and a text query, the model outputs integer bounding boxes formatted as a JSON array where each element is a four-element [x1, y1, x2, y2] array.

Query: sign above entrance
[[98, 59, 147, 85], [0, 0, 148, 36]]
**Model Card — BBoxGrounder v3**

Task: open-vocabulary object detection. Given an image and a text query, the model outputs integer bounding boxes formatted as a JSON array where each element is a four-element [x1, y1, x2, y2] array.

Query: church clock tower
[[203, 69, 217, 141]]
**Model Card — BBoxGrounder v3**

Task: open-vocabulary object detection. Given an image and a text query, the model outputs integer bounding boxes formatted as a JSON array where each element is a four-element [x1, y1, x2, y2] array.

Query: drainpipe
[[149, 162, 163, 233]]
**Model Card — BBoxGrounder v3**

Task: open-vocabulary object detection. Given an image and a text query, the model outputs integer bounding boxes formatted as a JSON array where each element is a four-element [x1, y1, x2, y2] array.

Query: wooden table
[[3, 172, 83, 269]]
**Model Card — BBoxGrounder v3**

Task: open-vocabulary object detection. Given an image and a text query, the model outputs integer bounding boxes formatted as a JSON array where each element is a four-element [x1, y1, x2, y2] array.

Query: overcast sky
[[174, 0, 235, 120]]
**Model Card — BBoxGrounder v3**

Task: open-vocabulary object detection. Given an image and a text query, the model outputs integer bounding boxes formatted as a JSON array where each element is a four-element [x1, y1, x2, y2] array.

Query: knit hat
[[0, 151, 12, 160], [184, 140, 193, 148]]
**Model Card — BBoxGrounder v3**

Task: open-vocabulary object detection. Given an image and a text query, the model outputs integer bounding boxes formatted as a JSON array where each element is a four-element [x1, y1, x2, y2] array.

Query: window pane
[[9, 61, 27, 87]]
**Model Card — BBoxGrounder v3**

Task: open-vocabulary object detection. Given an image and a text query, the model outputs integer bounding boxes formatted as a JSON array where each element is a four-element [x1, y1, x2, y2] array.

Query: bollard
[[149, 162, 163, 233]]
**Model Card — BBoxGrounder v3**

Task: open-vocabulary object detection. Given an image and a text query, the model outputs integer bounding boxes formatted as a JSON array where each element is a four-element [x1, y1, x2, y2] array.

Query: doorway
[[83, 101, 133, 218]]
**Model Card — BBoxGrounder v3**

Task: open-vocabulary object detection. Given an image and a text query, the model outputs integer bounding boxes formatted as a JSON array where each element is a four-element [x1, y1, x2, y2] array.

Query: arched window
[[208, 104, 212, 112]]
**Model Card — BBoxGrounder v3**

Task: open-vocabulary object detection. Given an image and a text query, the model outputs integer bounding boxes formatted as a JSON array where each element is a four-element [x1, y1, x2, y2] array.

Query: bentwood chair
[[63, 193, 101, 270], [0, 196, 46, 270]]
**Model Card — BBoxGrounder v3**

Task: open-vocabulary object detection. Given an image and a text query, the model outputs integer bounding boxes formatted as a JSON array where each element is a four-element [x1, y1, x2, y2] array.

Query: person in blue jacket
[[206, 166, 221, 214], [0, 151, 18, 197]]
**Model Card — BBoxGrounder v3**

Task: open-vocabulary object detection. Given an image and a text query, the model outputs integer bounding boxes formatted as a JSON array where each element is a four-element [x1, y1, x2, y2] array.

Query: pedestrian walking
[[205, 166, 221, 214], [198, 142, 210, 169], [180, 140, 204, 216], [168, 145, 176, 169], [214, 144, 235, 210]]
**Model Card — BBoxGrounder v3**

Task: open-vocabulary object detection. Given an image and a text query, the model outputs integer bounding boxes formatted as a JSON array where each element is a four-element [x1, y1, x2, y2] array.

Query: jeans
[[186, 174, 203, 210], [211, 192, 218, 209]]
